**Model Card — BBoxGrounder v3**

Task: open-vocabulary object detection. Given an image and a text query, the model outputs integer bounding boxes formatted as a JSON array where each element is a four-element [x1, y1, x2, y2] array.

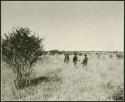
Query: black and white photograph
[[1, 1, 124, 101]]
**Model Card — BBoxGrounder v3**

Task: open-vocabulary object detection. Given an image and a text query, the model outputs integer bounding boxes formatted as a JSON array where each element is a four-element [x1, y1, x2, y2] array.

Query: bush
[[2, 27, 44, 89], [116, 53, 124, 59], [49, 49, 60, 55], [112, 86, 124, 101]]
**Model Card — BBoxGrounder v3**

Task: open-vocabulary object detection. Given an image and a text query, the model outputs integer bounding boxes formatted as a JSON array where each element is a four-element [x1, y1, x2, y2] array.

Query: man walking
[[73, 53, 79, 66], [66, 54, 70, 63], [64, 54, 70, 64], [82, 54, 88, 66]]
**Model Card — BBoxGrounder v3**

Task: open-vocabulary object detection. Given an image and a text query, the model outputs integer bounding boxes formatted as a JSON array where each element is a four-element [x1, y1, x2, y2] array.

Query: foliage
[[49, 49, 62, 55], [112, 86, 124, 101], [116, 53, 124, 59], [2, 27, 44, 89]]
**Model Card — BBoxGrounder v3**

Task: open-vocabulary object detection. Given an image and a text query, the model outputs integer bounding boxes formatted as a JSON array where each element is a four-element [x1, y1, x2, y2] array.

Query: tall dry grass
[[1, 52, 124, 101]]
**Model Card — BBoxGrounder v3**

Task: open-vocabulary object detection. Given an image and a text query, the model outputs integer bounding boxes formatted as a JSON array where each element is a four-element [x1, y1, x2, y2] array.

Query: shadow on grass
[[30, 73, 62, 87], [30, 76, 50, 86], [112, 87, 124, 101], [18, 69, 62, 90]]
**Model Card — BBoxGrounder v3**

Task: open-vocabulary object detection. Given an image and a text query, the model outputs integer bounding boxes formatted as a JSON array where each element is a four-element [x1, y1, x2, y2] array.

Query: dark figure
[[73, 53, 79, 66], [64, 54, 67, 63], [82, 54, 88, 66], [64, 54, 70, 63], [66, 54, 70, 63]]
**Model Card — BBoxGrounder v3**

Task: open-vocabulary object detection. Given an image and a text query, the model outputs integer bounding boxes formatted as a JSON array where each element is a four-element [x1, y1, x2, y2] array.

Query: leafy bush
[[49, 49, 60, 55], [112, 86, 124, 101], [2, 27, 44, 89], [116, 53, 124, 59]]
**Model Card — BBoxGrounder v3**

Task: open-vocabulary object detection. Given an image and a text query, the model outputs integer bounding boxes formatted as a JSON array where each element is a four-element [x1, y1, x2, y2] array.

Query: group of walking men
[[64, 53, 88, 66]]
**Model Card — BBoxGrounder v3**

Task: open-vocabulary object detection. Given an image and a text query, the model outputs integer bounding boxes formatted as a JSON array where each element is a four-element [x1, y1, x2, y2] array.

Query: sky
[[1, 1, 124, 51]]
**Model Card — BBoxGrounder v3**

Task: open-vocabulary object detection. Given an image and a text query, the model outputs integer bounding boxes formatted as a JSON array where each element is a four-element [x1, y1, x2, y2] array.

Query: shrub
[[112, 85, 124, 101], [49, 49, 60, 55], [116, 53, 124, 59], [2, 27, 44, 89]]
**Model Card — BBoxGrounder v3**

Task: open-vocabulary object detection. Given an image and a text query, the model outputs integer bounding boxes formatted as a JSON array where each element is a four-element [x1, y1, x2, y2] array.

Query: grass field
[[1, 52, 124, 101]]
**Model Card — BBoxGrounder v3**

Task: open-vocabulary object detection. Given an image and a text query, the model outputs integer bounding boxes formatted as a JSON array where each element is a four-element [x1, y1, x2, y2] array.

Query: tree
[[2, 27, 44, 89]]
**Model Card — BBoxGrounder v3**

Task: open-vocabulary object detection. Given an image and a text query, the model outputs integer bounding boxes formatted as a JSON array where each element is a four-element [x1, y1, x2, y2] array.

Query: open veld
[[1, 51, 124, 101]]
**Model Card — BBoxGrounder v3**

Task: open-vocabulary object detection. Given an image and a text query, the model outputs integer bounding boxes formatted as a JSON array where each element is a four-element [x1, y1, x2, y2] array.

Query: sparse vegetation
[[112, 85, 124, 101], [116, 53, 124, 59], [1, 45, 124, 101], [78, 53, 83, 56]]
